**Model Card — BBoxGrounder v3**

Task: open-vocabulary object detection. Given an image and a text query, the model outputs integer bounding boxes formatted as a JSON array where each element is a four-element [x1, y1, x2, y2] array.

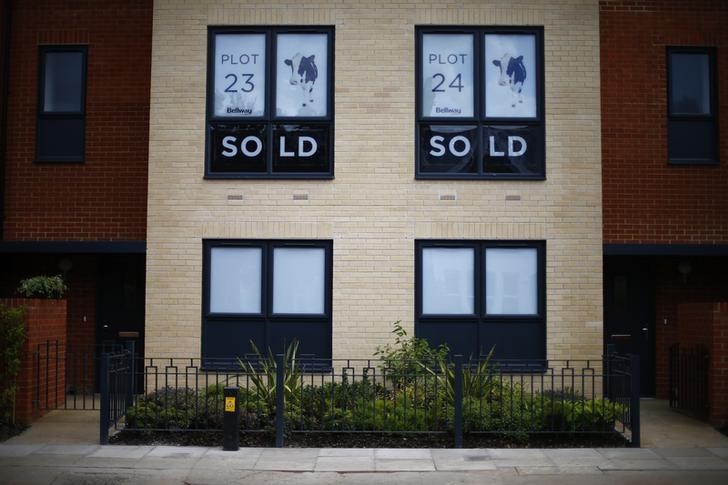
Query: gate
[[669, 344, 709, 420], [32, 339, 130, 412]]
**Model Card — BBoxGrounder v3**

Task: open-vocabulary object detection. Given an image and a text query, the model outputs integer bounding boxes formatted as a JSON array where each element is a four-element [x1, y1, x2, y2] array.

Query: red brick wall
[[1, 298, 67, 425], [1, 0, 151, 241], [711, 303, 728, 427], [601, 0, 728, 244], [654, 257, 728, 399]]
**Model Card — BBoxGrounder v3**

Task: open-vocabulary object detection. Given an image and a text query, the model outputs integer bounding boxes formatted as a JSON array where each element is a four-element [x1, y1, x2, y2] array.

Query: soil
[[0, 423, 27, 442], [110, 430, 628, 448]]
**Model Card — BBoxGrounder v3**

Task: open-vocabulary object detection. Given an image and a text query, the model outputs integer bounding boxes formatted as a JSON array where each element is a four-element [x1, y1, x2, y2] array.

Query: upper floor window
[[416, 27, 544, 179], [36, 46, 87, 162], [205, 27, 334, 179], [667, 47, 718, 165]]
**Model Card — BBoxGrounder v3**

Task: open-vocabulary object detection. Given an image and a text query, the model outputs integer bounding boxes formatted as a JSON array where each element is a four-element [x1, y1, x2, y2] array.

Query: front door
[[96, 254, 145, 367], [604, 257, 655, 396]]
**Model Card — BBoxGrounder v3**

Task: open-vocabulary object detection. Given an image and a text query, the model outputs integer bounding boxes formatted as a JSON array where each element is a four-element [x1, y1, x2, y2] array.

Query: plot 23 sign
[[417, 28, 544, 178], [206, 28, 333, 177]]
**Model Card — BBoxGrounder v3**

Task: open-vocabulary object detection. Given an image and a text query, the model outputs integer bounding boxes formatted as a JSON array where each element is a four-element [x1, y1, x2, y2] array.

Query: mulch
[[110, 430, 628, 448]]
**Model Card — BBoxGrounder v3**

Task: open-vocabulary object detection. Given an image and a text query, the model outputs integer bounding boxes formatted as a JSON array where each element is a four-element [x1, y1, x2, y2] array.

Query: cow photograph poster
[[276, 33, 328, 117], [421, 34, 474, 118], [213, 33, 266, 117], [485, 34, 537, 118]]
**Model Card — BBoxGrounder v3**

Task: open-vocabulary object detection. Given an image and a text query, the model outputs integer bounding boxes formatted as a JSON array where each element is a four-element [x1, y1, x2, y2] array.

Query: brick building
[[600, 0, 728, 426], [144, 0, 603, 363], [0, 0, 152, 380], [1, 0, 725, 429]]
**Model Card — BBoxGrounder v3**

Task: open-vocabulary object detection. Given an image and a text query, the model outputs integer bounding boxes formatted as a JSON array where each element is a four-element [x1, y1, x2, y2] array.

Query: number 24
[[224, 73, 255, 93], [432, 73, 463, 92]]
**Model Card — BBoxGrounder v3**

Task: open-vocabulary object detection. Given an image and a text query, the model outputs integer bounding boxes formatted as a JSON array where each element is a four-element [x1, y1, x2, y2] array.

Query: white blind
[[485, 248, 537, 315], [422, 247, 474, 315], [210, 247, 262, 313], [273, 247, 325, 314]]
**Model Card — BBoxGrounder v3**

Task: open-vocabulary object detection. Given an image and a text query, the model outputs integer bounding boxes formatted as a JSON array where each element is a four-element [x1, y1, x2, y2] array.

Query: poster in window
[[213, 34, 266, 118], [276, 33, 328, 117], [421, 34, 474, 118], [484, 34, 537, 118]]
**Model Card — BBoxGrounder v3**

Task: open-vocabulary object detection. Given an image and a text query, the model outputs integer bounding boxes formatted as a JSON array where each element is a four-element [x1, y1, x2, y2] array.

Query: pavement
[[3, 401, 728, 483], [2, 444, 728, 484]]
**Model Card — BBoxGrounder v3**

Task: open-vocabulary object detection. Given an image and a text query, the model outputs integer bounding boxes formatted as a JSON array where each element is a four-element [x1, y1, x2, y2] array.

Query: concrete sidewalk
[[2, 444, 728, 484]]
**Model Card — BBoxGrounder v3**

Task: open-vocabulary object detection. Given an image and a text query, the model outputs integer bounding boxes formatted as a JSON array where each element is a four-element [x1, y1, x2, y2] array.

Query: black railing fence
[[32, 340, 126, 412], [669, 344, 709, 420], [100, 352, 641, 447]]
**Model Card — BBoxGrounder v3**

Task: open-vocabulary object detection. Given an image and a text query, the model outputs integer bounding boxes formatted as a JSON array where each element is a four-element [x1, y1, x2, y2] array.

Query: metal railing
[[669, 344, 709, 420], [100, 352, 641, 447]]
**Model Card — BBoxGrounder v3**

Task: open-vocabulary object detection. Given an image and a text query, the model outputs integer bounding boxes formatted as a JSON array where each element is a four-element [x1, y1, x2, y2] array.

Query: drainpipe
[[0, 0, 13, 239]]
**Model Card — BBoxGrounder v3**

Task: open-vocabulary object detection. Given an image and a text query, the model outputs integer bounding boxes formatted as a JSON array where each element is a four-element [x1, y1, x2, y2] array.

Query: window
[[202, 240, 332, 365], [667, 48, 718, 164], [416, 27, 544, 179], [416, 241, 545, 360], [206, 27, 334, 178], [36, 46, 87, 162]]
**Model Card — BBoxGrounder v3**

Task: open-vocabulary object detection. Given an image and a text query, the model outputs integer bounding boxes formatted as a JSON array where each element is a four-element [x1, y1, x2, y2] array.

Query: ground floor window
[[415, 240, 546, 360], [202, 240, 332, 365]]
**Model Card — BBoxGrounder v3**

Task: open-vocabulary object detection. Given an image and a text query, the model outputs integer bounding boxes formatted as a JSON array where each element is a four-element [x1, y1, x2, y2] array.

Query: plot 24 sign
[[417, 28, 544, 179]]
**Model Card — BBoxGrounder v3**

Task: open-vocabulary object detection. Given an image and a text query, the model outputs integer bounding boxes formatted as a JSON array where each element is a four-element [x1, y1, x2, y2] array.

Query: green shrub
[[125, 385, 225, 430], [16, 275, 67, 298], [374, 321, 449, 389], [0, 305, 26, 426]]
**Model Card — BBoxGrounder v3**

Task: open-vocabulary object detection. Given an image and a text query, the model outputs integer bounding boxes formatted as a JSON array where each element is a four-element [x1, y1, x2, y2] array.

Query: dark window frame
[[205, 26, 335, 179], [667, 46, 719, 165], [35, 45, 87, 163], [415, 26, 545, 180], [201, 239, 333, 365], [415, 240, 546, 360]]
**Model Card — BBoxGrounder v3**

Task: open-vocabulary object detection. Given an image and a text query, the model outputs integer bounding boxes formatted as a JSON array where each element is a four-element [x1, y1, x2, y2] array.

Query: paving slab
[[0, 444, 44, 457], [641, 400, 728, 448], [374, 448, 432, 460], [315, 455, 375, 471], [654, 447, 718, 458], [4, 410, 99, 445], [666, 456, 728, 470], [37, 444, 100, 455], [254, 449, 317, 471], [488, 448, 554, 467], [431, 448, 496, 470], [147, 445, 208, 458], [599, 459, 675, 471], [318, 447, 375, 457], [597, 448, 662, 459], [88, 445, 153, 459], [516, 465, 602, 475], [545, 448, 610, 466], [374, 458, 435, 471]]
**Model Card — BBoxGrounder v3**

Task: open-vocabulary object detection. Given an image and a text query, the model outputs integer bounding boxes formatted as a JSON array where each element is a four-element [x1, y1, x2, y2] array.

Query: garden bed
[[110, 430, 627, 448]]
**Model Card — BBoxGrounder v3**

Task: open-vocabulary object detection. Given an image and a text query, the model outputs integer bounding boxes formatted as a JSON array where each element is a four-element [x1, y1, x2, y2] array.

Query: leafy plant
[[374, 321, 449, 388], [16, 275, 67, 298], [0, 305, 26, 426], [238, 340, 302, 417]]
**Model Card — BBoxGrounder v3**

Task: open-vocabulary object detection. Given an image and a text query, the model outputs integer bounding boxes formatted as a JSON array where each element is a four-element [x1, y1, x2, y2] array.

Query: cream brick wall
[[146, 0, 602, 360]]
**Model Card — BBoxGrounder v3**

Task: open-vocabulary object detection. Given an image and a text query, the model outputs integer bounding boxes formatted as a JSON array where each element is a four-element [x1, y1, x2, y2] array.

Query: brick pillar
[[0, 298, 67, 425], [710, 302, 728, 427]]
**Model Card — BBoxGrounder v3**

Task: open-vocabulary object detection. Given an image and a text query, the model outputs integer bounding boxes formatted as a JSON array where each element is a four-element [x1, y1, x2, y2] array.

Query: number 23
[[224, 73, 255, 93]]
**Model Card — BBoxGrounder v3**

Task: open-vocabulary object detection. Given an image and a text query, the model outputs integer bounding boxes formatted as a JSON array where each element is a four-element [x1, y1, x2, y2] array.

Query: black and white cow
[[492, 53, 526, 108], [284, 53, 318, 109]]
